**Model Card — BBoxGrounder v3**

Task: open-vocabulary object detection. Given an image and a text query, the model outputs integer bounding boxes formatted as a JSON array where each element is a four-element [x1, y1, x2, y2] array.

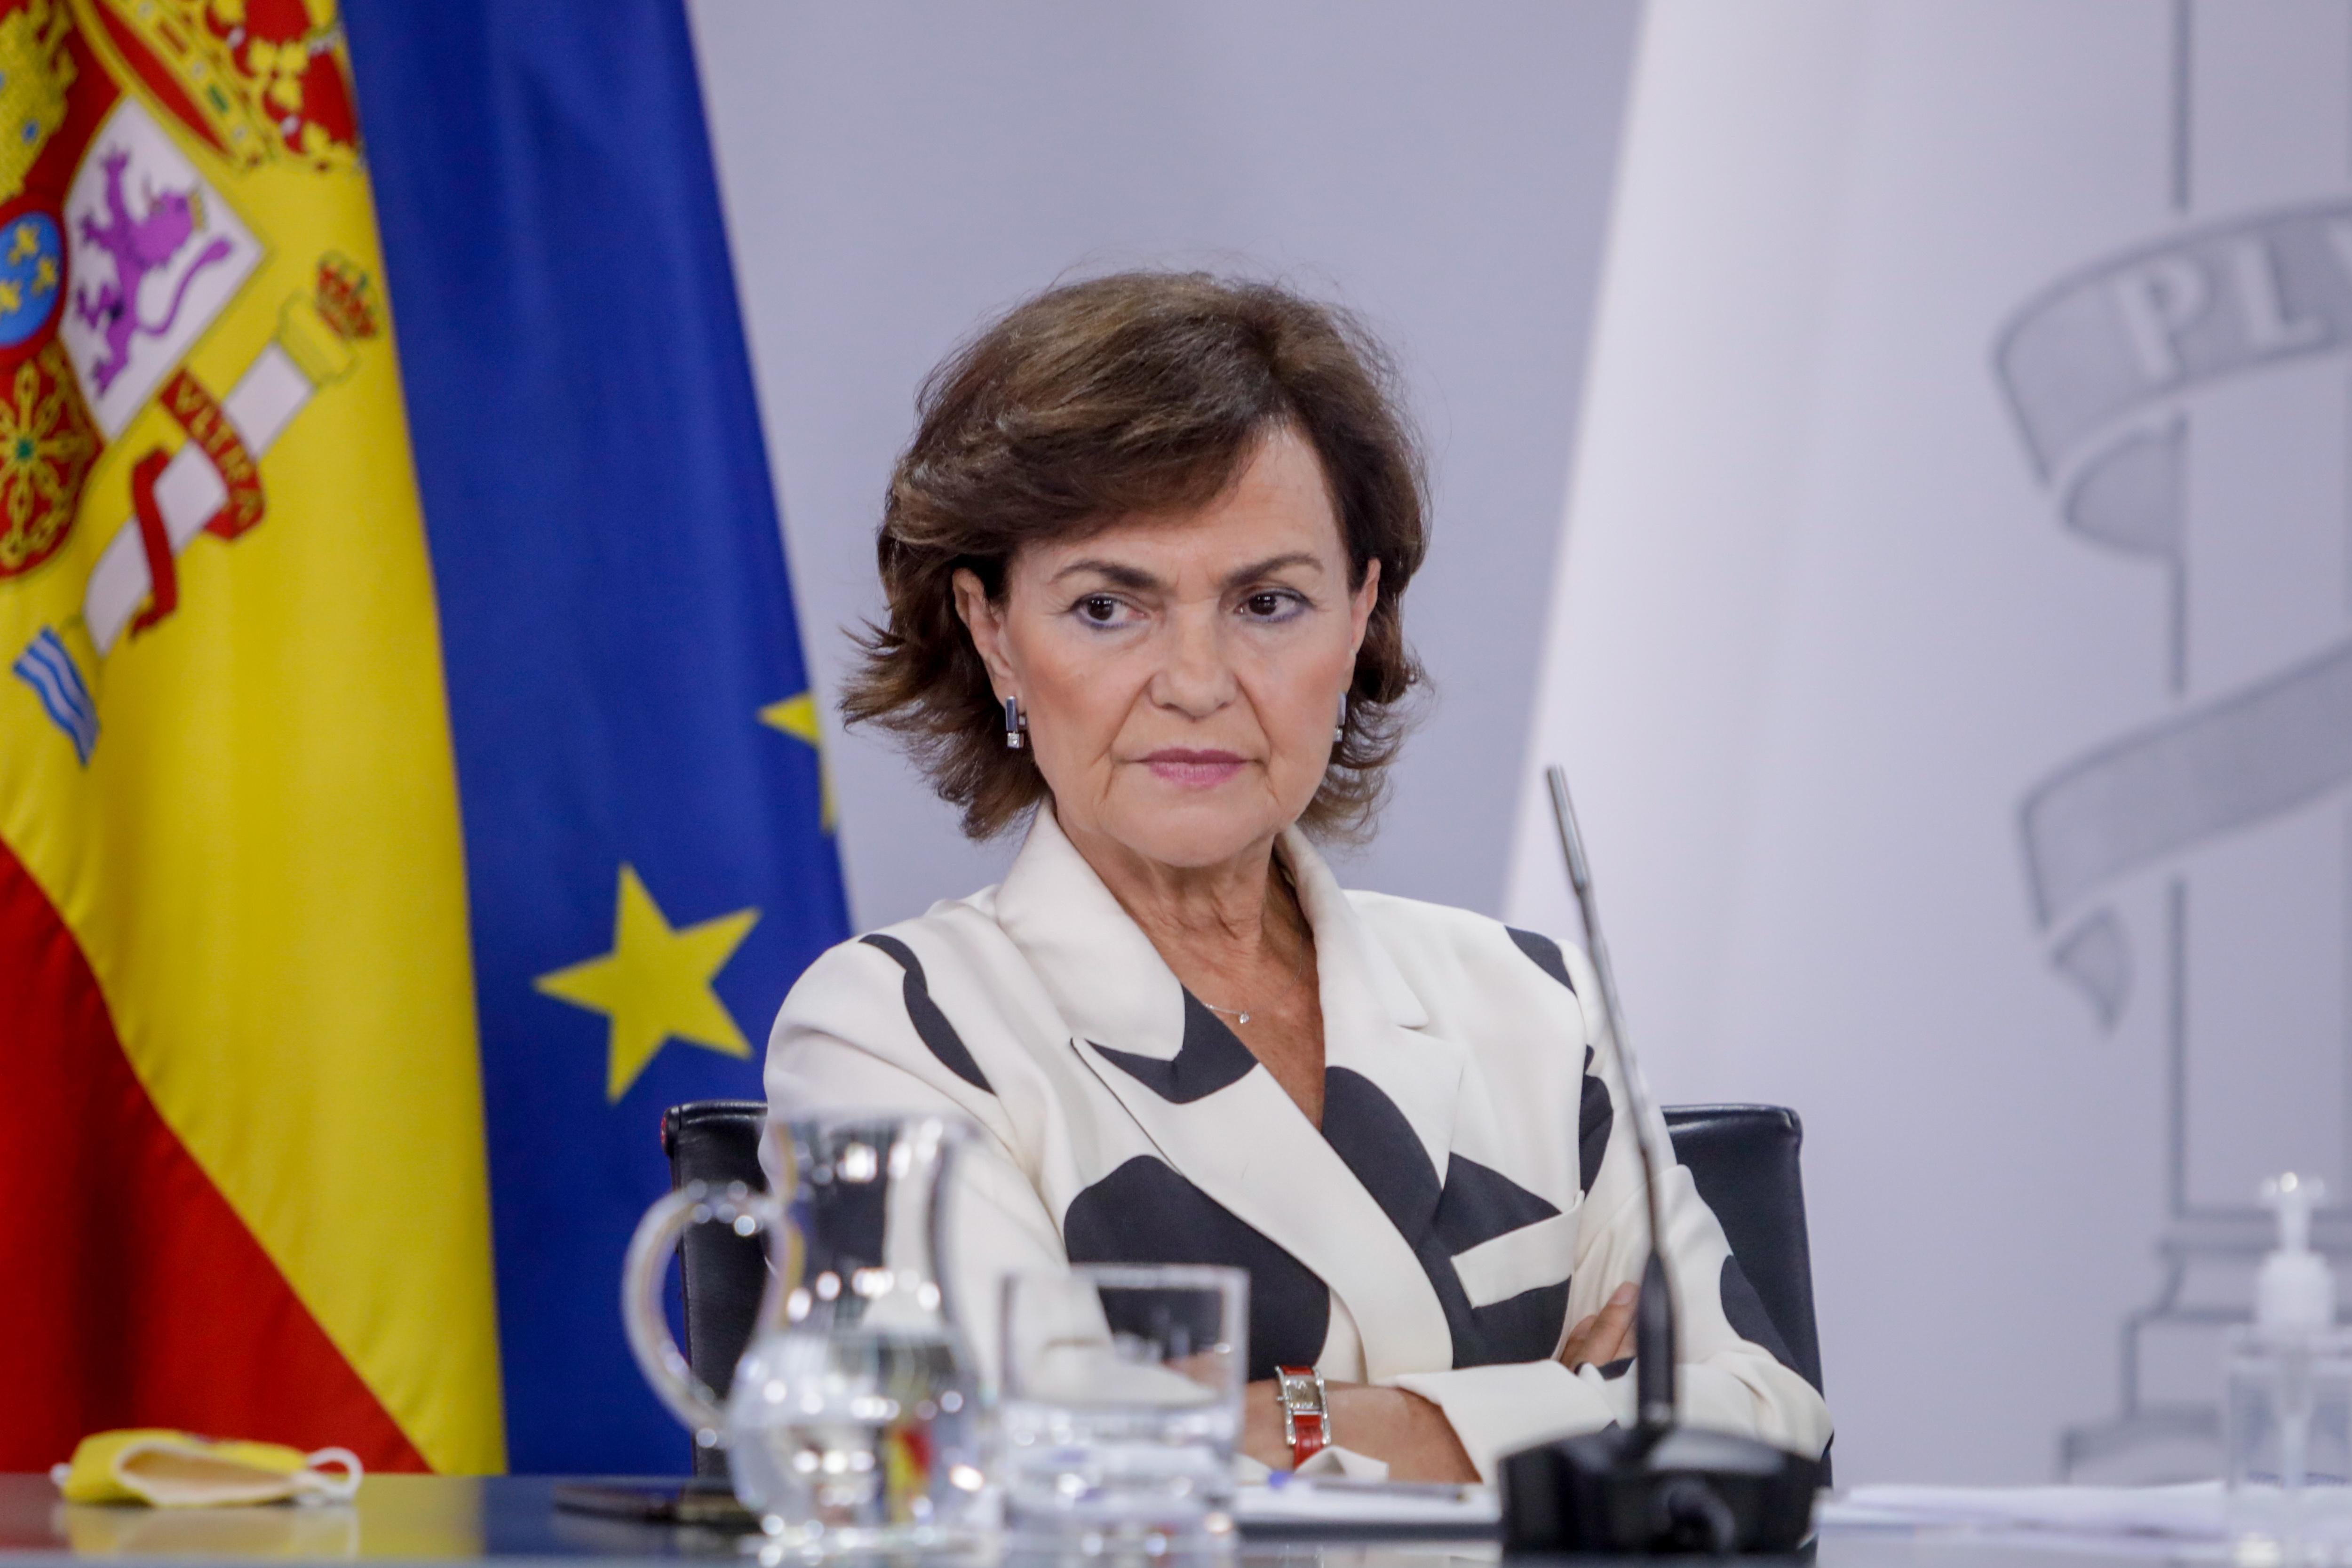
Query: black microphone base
[[1499, 1422, 1822, 1555]]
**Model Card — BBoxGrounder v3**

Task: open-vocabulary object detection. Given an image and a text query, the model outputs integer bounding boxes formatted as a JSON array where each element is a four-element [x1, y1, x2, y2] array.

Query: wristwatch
[[1274, 1364, 1330, 1469]]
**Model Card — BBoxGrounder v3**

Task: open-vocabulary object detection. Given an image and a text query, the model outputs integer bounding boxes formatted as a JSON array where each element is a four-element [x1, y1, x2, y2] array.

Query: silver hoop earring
[[1004, 696, 1028, 751], [1335, 694, 1349, 745]]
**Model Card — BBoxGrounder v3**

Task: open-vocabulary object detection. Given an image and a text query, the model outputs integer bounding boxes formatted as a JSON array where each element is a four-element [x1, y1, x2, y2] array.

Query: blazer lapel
[[1074, 1022, 1454, 1383], [1285, 830, 1463, 1179], [993, 807, 1187, 1063]]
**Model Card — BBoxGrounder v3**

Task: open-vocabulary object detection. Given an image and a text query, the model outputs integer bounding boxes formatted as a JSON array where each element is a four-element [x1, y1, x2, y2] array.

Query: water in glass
[[725, 1326, 981, 1547], [998, 1266, 1249, 1551]]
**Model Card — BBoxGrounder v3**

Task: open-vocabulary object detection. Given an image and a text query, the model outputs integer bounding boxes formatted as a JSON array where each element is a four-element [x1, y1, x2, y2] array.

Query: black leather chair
[[660, 1101, 770, 1478], [1658, 1104, 1824, 1396], [660, 1098, 1824, 1472]]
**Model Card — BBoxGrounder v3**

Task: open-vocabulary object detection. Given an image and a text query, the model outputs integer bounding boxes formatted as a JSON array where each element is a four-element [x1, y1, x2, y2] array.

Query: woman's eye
[[1243, 590, 1300, 620], [1077, 595, 1125, 624]]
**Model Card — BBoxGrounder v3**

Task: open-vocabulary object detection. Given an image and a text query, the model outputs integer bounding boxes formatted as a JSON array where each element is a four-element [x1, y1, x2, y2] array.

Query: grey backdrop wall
[[1509, 0, 2352, 1484], [684, 0, 1639, 929]]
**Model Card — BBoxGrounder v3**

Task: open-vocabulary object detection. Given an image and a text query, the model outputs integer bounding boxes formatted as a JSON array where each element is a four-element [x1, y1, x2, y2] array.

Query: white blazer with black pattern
[[763, 805, 1832, 1480]]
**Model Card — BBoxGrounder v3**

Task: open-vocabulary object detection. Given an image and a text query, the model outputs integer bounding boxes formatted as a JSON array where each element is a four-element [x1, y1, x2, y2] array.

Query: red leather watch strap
[[1289, 1409, 1328, 1466], [1276, 1364, 1329, 1468]]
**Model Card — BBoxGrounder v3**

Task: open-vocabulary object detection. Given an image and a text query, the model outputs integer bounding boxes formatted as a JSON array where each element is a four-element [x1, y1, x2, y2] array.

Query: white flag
[[1510, 0, 2352, 1484]]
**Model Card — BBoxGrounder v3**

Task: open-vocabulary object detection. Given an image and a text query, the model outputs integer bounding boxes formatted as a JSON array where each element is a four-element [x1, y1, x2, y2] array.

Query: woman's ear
[[952, 567, 1019, 697], [1347, 558, 1382, 657]]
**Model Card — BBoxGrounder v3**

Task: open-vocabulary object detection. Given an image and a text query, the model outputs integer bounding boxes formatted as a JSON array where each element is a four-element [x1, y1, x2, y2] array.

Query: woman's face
[[955, 427, 1380, 875]]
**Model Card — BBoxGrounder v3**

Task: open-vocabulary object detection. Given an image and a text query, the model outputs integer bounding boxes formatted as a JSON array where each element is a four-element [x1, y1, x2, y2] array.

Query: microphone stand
[[1497, 767, 1822, 1555]]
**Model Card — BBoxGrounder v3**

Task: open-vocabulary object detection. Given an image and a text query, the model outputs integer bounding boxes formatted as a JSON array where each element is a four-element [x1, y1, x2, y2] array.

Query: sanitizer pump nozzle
[[2228, 1172, 2352, 1509], [2258, 1174, 2335, 1333]]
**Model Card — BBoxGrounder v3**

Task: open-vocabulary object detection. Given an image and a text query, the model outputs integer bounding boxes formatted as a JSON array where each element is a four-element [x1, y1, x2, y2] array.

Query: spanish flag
[[0, 0, 844, 1473]]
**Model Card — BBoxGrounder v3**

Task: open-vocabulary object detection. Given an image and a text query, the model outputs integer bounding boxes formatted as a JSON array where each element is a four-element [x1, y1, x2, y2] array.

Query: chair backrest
[[660, 1099, 1825, 1445], [1660, 1104, 1824, 1397], [660, 1099, 766, 1478]]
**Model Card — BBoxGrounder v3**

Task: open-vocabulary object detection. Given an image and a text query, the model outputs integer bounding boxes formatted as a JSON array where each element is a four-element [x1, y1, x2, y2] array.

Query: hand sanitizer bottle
[[2227, 1174, 2352, 1504]]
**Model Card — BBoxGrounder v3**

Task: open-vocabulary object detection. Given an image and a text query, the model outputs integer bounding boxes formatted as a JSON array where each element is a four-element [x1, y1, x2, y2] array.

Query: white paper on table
[[1234, 1476, 1500, 1529], [1820, 1482, 2352, 1545]]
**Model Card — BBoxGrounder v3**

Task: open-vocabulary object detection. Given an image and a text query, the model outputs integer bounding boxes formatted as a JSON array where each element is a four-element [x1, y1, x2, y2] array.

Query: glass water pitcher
[[622, 1112, 986, 1553]]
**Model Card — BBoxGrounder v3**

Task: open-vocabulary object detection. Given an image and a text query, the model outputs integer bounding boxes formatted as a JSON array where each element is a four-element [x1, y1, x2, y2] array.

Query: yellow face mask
[[51, 1430, 364, 1508]]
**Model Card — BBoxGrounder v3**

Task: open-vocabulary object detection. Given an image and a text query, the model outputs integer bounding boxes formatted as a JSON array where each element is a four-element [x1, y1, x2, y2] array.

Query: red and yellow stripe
[[0, 0, 502, 1472]]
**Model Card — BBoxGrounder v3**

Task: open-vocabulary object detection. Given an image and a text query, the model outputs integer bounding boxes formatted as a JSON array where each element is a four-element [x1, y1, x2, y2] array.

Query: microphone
[[1545, 765, 1679, 1432], [1496, 767, 1821, 1555]]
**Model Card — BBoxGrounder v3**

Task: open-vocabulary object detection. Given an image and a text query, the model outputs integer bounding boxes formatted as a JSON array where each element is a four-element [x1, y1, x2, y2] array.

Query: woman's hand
[[1557, 1281, 1638, 1370], [1240, 1379, 1478, 1483]]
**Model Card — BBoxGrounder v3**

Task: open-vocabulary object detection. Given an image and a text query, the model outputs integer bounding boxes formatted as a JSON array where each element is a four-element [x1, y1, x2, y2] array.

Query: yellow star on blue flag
[[534, 864, 760, 1101], [760, 690, 835, 831]]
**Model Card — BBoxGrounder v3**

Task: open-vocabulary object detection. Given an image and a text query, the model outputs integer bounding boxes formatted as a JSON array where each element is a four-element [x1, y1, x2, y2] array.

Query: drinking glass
[[998, 1264, 1248, 1553]]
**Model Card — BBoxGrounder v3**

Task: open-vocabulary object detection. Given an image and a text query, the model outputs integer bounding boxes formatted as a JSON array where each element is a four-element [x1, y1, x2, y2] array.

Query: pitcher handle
[[621, 1180, 790, 1452]]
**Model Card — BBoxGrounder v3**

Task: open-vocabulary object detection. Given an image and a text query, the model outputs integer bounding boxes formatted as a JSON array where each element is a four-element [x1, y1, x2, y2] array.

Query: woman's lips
[[1140, 748, 1248, 787]]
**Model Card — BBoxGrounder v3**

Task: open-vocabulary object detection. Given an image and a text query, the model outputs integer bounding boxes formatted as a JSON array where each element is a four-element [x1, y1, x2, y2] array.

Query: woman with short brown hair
[[769, 271, 1829, 1481], [844, 271, 1425, 839]]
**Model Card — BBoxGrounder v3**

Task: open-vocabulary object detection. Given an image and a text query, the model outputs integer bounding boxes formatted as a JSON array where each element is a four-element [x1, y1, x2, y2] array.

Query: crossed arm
[[1236, 1282, 1642, 1481]]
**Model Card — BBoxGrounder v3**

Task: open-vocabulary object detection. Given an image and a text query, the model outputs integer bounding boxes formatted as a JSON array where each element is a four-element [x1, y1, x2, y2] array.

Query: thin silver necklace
[[1198, 889, 1312, 1027]]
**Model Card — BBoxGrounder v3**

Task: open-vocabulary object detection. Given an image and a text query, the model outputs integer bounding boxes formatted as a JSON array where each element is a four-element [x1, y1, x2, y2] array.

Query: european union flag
[[346, 0, 848, 1471]]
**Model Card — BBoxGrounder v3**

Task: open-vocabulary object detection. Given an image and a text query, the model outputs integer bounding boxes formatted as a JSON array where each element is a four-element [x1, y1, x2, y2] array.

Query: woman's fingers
[[1563, 1282, 1640, 1369], [1598, 1289, 1639, 1363], [1557, 1312, 1600, 1366]]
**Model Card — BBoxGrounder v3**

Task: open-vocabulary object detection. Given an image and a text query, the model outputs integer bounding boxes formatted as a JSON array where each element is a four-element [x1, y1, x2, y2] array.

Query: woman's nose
[[1150, 607, 1236, 716]]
